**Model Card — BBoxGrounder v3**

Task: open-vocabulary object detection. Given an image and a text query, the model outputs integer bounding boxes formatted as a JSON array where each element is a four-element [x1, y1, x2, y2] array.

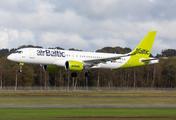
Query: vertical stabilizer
[[130, 31, 157, 57]]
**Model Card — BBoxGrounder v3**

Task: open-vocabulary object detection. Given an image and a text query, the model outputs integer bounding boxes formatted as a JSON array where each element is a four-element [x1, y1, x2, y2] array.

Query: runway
[[0, 105, 176, 108]]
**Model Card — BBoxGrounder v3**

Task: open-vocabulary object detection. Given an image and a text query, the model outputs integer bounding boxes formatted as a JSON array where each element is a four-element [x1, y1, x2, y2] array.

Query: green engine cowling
[[43, 65, 60, 72], [65, 60, 83, 71]]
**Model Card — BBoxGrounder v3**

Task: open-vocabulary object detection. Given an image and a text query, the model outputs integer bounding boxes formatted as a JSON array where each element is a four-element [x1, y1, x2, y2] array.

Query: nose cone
[[7, 54, 16, 62], [7, 55, 12, 61]]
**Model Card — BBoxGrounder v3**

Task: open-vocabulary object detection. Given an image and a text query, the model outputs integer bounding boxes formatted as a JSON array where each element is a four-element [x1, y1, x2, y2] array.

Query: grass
[[0, 90, 176, 96], [0, 91, 176, 105], [0, 91, 176, 120], [0, 108, 176, 120], [0, 96, 176, 105]]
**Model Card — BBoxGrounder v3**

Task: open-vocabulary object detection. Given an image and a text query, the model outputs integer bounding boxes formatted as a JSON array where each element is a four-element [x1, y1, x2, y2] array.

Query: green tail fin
[[130, 31, 157, 57]]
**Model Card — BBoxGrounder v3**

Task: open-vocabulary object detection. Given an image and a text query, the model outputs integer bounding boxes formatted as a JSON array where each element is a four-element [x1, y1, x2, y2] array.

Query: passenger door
[[30, 49, 35, 59]]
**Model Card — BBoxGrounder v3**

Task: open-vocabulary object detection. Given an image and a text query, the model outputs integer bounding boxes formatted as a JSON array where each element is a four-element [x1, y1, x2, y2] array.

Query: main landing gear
[[71, 72, 77, 77], [85, 71, 91, 77], [71, 71, 91, 77]]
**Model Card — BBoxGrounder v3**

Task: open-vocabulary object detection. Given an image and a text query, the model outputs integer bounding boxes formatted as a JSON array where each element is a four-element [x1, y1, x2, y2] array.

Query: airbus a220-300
[[7, 31, 164, 77]]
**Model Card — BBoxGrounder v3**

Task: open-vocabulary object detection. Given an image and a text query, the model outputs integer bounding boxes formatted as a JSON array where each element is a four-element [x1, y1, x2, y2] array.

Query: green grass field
[[0, 91, 176, 97], [0, 96, 176, 105], [0, 91, 176, 120], [0, 108, 176, 120], [0, 91, 176, 105]]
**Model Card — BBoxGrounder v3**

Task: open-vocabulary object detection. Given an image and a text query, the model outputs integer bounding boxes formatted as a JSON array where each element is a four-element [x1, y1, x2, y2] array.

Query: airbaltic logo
[[72, 65, 80, 68], [136, 48, 149, 55], [37, 50, 65, 57]]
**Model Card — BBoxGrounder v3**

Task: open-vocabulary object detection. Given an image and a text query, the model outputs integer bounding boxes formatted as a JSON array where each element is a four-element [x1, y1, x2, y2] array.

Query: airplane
[[7, 31, 164, 77]]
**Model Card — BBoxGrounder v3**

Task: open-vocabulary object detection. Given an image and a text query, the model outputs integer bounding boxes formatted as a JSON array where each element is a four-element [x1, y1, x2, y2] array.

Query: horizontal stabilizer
[[141, 57, 168, 62]]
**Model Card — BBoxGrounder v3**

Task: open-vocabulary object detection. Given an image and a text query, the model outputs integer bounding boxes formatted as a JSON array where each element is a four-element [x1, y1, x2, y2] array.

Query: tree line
[[0, 45, 176, 88]]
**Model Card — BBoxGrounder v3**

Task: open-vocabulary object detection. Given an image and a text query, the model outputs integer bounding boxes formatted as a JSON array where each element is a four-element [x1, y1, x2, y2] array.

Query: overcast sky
[[0, 0, 176, 55]]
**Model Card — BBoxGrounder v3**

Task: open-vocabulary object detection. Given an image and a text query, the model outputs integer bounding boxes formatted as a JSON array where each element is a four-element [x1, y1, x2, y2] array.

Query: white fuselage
[[7, 48, 131, 69]]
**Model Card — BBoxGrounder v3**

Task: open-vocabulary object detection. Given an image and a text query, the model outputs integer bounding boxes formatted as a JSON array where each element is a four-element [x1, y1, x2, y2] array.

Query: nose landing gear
[[18, 63, 24, 73]]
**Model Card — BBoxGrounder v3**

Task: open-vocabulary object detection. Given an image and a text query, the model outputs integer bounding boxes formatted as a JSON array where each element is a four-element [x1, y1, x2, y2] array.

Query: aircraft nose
[[7, 55, 12, 60], [7, 54, 16, 61]]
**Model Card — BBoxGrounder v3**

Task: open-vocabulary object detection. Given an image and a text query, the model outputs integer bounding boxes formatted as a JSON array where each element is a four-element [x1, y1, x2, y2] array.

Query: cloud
[[90, 38, 126, 48], [51, 0, 176, 21], [39, 32, 90, 49], [0, 28, 35, 48], [0, 30, 9, 48], [0, 0, 175, 55], [153, 39, 171, 54]]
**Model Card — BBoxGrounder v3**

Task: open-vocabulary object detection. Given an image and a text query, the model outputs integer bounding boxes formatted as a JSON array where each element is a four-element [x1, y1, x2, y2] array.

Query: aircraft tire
[[85, 72, 91, 77], [71, 72, 77, 77], [18, 70, 22, 73]]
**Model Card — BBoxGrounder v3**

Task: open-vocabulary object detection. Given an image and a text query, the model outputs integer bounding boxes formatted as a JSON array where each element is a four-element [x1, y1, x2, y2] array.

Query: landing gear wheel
[[18, 63, 23, 73], [71, 72, 77, 77], [85, 72, 91, 77], [18, 69, 22, 73]]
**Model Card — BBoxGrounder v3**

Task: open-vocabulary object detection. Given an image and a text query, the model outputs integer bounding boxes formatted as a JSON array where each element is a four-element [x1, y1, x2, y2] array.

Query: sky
[[0, 0, 176, 55]]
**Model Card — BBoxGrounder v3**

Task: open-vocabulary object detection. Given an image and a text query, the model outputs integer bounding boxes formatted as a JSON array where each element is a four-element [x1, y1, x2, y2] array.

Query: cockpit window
[[13, 51, 23, 54]]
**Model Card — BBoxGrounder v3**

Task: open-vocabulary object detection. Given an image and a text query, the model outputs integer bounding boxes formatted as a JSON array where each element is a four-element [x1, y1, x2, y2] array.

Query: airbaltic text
[[136, 48, 149, 55], [37, 50, 65, 57]]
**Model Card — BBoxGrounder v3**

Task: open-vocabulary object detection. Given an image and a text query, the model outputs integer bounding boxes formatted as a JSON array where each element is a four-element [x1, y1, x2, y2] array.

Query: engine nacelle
[[43, 65, 60, 72], [65, 60, 83, 71]]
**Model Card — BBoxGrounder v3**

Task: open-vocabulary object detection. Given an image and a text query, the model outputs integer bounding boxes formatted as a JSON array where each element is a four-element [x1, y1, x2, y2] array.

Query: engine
[[43, 65, 60, 72], [65, 60, 83, 71]]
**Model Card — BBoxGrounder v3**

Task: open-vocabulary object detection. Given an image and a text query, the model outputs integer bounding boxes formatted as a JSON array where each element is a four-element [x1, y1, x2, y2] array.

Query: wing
[[83, 54, 130, 67]]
